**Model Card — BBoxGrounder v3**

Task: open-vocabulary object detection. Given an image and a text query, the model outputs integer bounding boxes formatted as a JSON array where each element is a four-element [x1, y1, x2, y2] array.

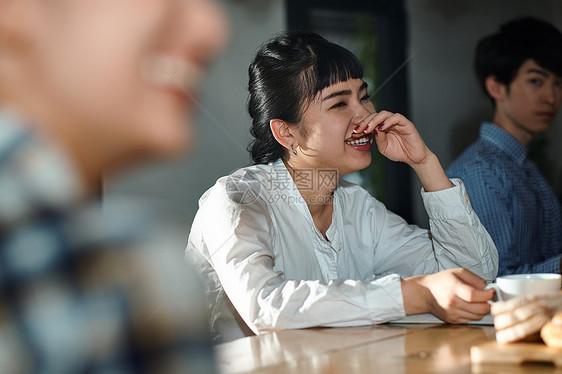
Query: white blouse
[[186, 160, 498, 342]]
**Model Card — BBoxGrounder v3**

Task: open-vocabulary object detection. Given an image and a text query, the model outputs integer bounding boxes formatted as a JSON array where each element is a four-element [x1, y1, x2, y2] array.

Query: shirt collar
[[480, 122, 528, 164], [268, 158, 311, 217], [269, 159, 339, 239]]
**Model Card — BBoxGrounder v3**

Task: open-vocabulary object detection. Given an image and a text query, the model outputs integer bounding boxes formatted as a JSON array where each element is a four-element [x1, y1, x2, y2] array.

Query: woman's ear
[[485, 76, 507, 102], [270, 119, 296, 151]]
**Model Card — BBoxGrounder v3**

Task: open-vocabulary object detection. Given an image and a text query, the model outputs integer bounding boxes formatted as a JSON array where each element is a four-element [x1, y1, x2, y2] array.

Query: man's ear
[[485, 76, 507, 102], [270, 119, 296, 151]]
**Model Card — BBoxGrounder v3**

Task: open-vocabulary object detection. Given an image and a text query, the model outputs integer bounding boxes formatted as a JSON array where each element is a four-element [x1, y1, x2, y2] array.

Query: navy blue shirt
[[447, 122, 561, 276]]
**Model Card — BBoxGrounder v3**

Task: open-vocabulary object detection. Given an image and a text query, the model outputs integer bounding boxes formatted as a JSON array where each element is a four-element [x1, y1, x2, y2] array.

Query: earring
[[290, 145, 297, 156]]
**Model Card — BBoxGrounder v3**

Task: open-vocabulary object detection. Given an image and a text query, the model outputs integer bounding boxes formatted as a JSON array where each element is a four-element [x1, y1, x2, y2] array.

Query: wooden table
[[216, 323, 562, 373]]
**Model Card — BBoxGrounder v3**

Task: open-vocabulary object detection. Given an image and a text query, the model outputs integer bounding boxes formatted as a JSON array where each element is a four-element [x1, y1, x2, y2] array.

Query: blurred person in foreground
[[0, 0, 227, 372], [492, 292, 562, 344], [447, 17, 562, 276]]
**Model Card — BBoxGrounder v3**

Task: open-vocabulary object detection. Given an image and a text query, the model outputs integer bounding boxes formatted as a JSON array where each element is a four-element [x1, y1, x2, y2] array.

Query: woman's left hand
[[357, 110, 430, 167], [355, 110, 453, 192]]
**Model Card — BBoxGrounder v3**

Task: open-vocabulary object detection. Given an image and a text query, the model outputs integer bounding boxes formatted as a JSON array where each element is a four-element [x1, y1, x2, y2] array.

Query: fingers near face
[[356, 110, 392, 134]]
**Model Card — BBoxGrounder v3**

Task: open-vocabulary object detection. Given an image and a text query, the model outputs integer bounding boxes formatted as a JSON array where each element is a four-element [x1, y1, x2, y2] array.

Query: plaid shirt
[[447, 122, 562, 276], [0, 110, 216, 373]]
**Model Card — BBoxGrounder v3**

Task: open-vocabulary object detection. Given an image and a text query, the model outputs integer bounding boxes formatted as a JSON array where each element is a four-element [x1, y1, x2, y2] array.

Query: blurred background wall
[[105, 0, 562, 236]]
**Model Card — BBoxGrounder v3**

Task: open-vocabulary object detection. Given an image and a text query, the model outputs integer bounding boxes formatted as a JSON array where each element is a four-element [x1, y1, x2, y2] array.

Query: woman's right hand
[[402, 268, 494, 323]]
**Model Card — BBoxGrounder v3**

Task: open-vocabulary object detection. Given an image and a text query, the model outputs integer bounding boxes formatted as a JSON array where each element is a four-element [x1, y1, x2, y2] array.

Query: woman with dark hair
[[187, 31, 498, 342]]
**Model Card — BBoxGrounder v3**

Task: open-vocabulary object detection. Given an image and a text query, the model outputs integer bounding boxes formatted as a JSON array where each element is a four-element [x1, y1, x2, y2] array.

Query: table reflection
[[217, 324, 503, 374]]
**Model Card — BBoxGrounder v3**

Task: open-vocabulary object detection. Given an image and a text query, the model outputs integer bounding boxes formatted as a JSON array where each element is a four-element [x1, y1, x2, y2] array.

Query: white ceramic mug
[[487, 273, 561, 302]]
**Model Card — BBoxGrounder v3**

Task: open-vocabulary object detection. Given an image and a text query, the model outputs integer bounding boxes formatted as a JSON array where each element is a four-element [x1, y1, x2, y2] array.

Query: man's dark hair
[[474, 17, 562, 103]]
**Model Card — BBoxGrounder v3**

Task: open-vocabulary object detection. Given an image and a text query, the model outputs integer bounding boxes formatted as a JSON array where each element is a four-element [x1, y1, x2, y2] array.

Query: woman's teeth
[[345, 136, 371, 146]]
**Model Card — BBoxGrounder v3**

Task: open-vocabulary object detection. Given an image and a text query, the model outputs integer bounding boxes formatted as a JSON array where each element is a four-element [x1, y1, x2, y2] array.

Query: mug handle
[[485, 283, 502, 304]]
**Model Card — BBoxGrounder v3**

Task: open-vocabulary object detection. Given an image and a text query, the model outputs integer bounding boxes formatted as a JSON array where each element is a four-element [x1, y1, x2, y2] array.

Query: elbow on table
[[246, 304, 314, 334], [246, 308, 294, 334]]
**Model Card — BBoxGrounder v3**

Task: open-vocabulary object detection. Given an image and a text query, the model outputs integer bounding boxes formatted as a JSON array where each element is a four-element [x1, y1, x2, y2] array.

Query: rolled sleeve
[[422, 178, 475, 222], [366, 274, 406, 322], [421, 178, 499, 282]]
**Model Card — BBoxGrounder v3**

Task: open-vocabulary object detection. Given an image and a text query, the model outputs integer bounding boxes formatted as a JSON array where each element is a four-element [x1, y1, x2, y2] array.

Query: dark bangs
[[301, 38, 364, 103]]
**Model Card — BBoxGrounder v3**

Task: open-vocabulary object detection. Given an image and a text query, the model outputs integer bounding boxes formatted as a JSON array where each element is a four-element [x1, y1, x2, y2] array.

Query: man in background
[[0, 0, 227, 372], [447, 17, 562, 276]]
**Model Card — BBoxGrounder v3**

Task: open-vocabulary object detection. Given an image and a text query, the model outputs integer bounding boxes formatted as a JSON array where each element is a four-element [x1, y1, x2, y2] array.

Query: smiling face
[[494, 59, 562, 145], [290, 78, 375, 176], [2, 0, 227, 181]]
